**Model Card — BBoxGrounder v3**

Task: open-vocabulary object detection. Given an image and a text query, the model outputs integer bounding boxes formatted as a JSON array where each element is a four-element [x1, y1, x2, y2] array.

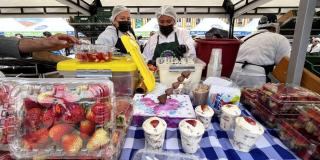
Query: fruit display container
[[257, 83, 320, 113], [75, 44, 113, 62], [8, 78, 117, 159], [0, 79, 19, 150], [115, 96, 133, 130], [278, 119, 320, 160], [240, 88, 259, 111], [250, 99, 298, 128]]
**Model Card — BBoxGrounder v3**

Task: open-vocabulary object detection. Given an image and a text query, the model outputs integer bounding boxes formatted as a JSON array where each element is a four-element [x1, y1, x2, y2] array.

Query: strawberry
[[24, 97, 43, 110], [201, 105, 209, 112], [49, 124, 74, 142], [244, 117, 256, 125], [186, 119, 197, 127], [22, 128, 49, 150], [63, 104, 85, 124], [86, 128, 110, 151], [25, 108, 42, 130], [86, 108, 95, 123], [150, 119, 159, 128], [91, 102, 111, 125], [80, 120, 95, 140], [42, 109, 55, 128], [61, 133, 83, 155]]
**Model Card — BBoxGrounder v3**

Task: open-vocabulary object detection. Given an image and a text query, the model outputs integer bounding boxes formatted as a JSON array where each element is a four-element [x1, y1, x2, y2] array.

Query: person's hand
[[174, 45, 187, 59], [147, 60, 158, 72], [42, 34, 79, 51]]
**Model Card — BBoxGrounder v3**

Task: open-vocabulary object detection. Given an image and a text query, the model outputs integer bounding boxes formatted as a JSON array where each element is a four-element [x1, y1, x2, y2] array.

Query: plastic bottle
[[207, 48, 222, 78]]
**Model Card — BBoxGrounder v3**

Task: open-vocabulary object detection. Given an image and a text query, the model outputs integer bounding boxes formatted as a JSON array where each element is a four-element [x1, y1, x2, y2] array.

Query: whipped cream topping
[[142, 117, 167, 135], [179, 119, 205, 137], [235, 117, 264, 135], [195, 105, 214, 117], [221, 104, 241, 116]]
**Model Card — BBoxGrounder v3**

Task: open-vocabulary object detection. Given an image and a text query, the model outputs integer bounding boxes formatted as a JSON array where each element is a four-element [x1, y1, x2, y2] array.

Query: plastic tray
[[8, 78, 117, 159], [278, 119, 320, 160], [133, 149, 199, 160], [250, 99, 298, 128], [258, 83, 320, 113]]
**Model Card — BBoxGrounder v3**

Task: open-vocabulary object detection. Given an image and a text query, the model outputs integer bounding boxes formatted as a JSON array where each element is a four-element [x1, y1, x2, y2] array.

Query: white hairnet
[[156, 5, 177, 21], [257, 14, 279, 30], [313, 37, 320, 43], [111, 5, 130, 22]]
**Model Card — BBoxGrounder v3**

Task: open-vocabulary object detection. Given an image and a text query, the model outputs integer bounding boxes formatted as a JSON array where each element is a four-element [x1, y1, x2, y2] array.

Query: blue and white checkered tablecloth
[[119, 109, 298, 160]]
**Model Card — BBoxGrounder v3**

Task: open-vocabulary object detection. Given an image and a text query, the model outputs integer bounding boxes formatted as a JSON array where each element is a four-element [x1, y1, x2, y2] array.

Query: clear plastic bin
[[57, 57, 138, 96], [258, 83, 320, 113], [8, 78, 117, 159], [75, 44, 113, 62], [156, 57, 206, 87], [133, 149, 199, 160]]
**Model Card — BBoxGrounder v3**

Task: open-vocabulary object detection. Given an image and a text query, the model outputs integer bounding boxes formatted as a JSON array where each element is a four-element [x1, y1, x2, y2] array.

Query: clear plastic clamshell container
[[258, 83, 320, 113], [133, 149, 199, 160], [8, 78, 117, 159], [115, 96, 133, 130], [0, 78, 19, 150], [250, 99, 298, 128], [278, 118, 320, 160], [240, 87, 259, 111]]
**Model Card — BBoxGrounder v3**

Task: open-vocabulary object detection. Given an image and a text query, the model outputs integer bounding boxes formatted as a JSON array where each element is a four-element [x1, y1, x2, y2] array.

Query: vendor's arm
[[0, 37, 22, 58], [95, 26, 118, 46], [179, 29, 196, 58], [19, 34, 78, 54], [142, 34, 157, 61], [275, 36, 291, 64], [0, 34, 77, 58]]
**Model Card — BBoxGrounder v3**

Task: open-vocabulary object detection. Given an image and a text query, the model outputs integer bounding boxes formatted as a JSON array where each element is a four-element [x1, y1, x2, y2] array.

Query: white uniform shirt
[[230, 29, 291, 87], [307, 43, 320, 53], [143, 27, 196, 61], [96, 25, 134, 47]]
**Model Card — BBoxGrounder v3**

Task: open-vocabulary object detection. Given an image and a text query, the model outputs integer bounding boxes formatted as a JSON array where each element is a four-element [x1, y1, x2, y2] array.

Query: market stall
[[1, 0, 320, 160]]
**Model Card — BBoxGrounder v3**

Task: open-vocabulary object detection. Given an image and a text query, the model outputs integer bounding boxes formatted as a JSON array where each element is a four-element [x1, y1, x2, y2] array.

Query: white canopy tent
[[0, 18, 27, 31], [135, 18, 158, 32], [26, 18, 74, 32], [190, 18, 229, 36]]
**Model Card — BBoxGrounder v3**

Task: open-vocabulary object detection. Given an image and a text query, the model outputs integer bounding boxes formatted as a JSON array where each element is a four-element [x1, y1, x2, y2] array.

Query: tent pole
[[286, 0, 316, 85]]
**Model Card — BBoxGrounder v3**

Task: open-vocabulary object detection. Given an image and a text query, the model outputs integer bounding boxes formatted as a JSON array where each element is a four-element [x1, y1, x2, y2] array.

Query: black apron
[[152, 32, 180, 61], [237, 30, 275, 83], [115, 28, 136, 54]]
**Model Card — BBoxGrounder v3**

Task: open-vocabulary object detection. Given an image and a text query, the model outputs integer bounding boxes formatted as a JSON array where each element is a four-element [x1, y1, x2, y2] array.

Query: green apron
[[152, 32, 180, 61]]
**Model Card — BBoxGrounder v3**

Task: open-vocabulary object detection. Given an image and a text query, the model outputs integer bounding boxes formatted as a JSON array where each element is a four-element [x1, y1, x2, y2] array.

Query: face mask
[[159, 25, 174, 36], [118, 21, 131, 32]]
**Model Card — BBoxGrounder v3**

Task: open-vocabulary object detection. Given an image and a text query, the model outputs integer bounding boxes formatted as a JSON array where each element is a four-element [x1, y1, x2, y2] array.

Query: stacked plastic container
[[2, 78, 127, 159], [241, 83, 320, 128], [278, 105, 320, 159]]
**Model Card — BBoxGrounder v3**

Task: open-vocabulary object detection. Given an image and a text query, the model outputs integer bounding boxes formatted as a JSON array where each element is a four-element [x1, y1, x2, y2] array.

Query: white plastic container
[[156, 57, 206, 87], [220, 104, 241, 131], [233, 116, 264, 152]]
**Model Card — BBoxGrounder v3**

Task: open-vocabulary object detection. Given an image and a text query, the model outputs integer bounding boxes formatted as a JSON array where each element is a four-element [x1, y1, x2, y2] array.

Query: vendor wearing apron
[[230, 14, 291, 88], [143, 5, 196, 66], [96, 5, 136, 54]]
